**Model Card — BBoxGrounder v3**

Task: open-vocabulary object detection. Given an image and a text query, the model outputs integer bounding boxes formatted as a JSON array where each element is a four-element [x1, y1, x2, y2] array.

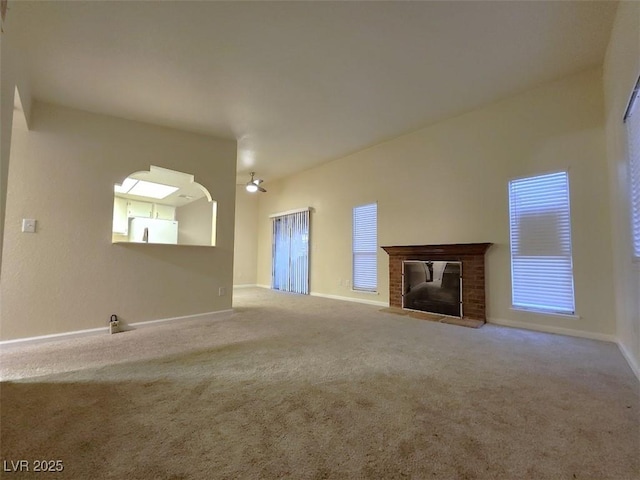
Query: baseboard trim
[[254, 284, 387, 307], [616, 341, 640, 382], [487, 317, 617, 343], [256, 284, 271, 289], [310, 291, 388, 307], [233, 284, 258, 289], [0, 309, 234, 348], [128, 309, 233, 329], [0, 326, 109, 348]]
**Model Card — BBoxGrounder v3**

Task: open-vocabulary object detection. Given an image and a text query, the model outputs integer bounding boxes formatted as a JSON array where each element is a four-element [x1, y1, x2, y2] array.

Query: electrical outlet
[[218, 287, 226, 296]]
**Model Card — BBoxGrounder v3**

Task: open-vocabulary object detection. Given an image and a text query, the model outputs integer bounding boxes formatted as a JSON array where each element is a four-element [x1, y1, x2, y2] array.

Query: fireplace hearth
[[382, 244, 492, 323]]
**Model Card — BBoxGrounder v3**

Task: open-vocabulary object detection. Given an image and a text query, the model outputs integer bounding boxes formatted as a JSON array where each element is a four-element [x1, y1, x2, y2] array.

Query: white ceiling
[[9, 1, 617, 185]]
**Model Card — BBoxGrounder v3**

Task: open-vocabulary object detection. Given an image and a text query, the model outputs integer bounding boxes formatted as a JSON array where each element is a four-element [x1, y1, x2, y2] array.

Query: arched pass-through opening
[[112, 166, 217, 246]]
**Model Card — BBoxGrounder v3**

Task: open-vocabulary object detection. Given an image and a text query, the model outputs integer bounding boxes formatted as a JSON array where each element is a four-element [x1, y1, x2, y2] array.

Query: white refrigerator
[[128, 217, 179, 244]]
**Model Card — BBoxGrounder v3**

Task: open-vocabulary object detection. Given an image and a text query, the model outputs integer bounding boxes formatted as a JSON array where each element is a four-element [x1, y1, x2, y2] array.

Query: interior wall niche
[[112, 165, 217, 247]]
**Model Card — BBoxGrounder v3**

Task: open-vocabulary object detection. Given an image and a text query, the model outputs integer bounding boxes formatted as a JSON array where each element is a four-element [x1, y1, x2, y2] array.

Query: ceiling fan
[[245, 172, 267, 193]]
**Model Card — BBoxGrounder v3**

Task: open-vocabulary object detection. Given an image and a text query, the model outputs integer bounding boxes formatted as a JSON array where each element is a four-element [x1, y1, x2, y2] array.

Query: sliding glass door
[[272, 209, 309, 294]]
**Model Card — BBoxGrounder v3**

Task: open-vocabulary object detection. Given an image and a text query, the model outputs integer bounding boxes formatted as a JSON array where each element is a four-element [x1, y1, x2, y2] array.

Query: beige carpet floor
[[1, 287, 638, 479]]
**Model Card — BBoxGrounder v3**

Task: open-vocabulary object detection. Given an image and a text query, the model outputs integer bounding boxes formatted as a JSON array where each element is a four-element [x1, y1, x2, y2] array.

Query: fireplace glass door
[[402, 261, 462, 317]]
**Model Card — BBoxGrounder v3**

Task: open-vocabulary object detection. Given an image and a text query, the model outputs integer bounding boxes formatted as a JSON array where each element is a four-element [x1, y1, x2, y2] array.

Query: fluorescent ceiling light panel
[[114, 178, 138, 194], [128, 180, 179, 199]]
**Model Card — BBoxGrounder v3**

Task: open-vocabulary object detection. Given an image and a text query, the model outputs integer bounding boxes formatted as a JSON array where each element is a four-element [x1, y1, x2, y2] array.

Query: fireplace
[[382, 244, 492, 323]]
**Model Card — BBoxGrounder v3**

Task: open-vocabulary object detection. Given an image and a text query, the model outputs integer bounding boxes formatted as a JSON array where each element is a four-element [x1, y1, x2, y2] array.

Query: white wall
[[233, 186, 259, 286], [176, 197, 216, 246], [256, 68, 616, 339], [1, 14, 32, 276], [603, 0, 640, 378], [1, 102, 236, 340], [0, 27, 8, 275]]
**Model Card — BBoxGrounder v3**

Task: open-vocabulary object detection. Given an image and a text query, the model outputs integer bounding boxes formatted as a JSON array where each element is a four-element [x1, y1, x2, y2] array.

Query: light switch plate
[[21, 219, 36, 233]]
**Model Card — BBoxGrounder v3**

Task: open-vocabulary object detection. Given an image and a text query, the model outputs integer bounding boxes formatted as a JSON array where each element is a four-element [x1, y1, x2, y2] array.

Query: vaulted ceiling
[[8, 1, 618, 184]]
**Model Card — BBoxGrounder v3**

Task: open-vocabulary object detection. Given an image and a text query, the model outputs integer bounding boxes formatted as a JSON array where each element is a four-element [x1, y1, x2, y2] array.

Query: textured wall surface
[[1, 102, 237, 340], [256, 68, 616, 338], [603, 1, 640, 377], [233, 186, 259, 286]]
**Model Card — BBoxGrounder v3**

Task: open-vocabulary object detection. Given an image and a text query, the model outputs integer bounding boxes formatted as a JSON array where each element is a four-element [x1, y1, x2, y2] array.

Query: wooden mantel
[[381, 243, 492, 257], [381, 243, 493, 322]]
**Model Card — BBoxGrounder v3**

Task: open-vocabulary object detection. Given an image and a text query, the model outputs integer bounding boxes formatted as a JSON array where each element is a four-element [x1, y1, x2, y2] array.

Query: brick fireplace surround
[[381, 243, 492, 322]]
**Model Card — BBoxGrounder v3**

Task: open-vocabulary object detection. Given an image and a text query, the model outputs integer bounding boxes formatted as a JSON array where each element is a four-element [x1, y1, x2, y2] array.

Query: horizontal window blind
[[509, 172, 575, 315], [353, 203, 377, 292], [627, 95, 640, 258]]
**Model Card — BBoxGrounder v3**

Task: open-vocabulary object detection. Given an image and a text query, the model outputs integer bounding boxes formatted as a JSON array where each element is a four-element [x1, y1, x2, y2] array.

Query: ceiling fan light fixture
[[246, 172, 266, 193]]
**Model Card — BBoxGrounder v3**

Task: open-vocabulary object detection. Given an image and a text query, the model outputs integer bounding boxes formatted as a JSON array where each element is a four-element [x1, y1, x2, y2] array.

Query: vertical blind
[[353, 203, 377, 292], [626, 88, 640, 258], [272, 209, 309, 295], [508, 172, 576, 315]]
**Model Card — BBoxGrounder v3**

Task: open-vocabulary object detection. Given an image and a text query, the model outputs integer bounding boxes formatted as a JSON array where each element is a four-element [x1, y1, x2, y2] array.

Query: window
[[508, 172, 575, 315], [625, 76, 640, 259], [353, 203, 377, 292]]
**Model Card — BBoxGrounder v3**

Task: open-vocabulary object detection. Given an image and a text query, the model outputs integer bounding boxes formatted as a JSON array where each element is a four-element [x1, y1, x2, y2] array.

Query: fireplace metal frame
[[401, 260, 463, 318]]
